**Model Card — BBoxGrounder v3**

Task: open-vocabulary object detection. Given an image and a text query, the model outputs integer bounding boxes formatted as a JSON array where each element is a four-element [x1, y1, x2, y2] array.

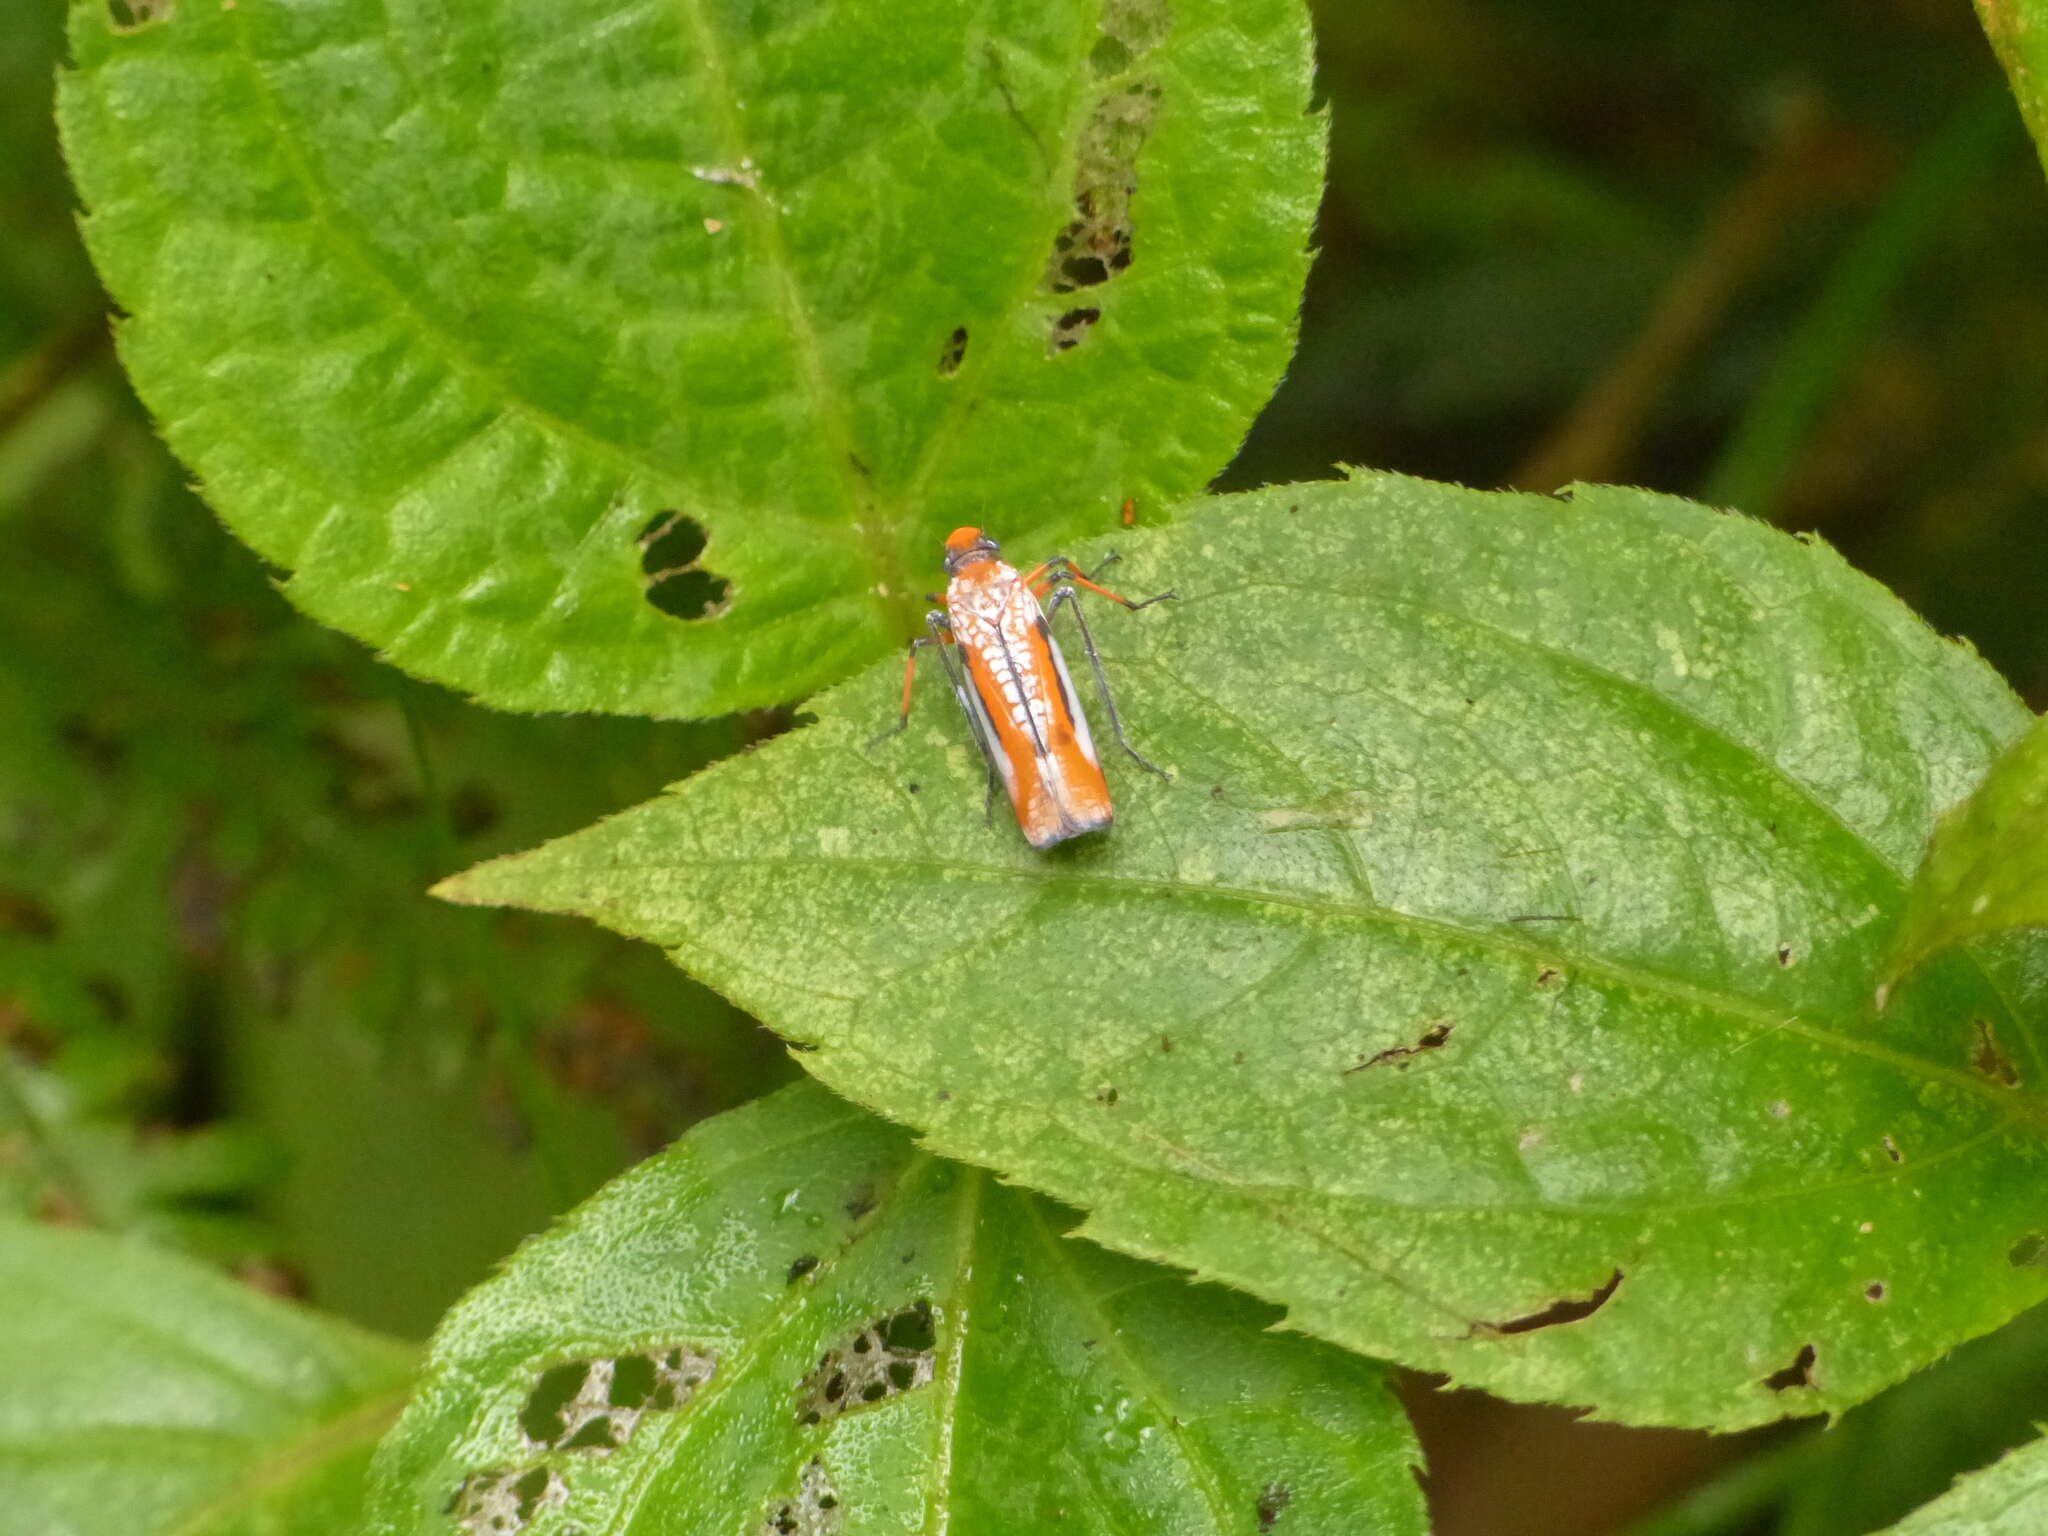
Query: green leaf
[[1878, 1434, 2048, 1536], [1976, 0, 2048, 179], [0, 1216, 414, 1536], [367, 1079, 1424, 1536], [1889, 715, 2048, 989], [57, 0, 1322, 718], [442, 473, 2044, 1430]]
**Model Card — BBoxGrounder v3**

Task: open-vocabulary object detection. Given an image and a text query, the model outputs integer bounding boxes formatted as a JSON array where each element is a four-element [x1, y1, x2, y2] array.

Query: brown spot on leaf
[[1348, 1020, 1453, 1073], [1256, 1483, 1292, 1530], [1970, 1018, 2020, 1085]]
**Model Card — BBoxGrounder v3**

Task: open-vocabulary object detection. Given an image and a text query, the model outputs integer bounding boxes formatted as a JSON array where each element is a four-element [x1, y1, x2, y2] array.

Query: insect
[[870, 527, 1174, 848]]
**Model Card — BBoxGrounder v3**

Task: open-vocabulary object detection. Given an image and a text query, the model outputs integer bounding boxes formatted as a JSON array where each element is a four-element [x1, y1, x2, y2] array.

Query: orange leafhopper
[[870, 527, 1173, 848]]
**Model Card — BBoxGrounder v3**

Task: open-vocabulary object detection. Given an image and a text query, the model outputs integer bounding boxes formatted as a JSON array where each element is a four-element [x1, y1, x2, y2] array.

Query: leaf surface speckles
[[58, 0, 1322, 717], [442, 473, 2048, 1429], [366, 1080, 1425, 1536]]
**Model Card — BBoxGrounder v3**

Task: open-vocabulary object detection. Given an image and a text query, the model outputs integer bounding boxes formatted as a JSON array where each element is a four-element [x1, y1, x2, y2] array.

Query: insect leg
[[1045, 583, 1170, 781], [1025, 555, 1175, 610], [921, 613, 1005, 818], [866, 612, 950, 748]]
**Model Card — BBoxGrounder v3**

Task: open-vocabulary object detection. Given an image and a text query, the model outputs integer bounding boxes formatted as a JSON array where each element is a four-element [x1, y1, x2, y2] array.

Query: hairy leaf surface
[[1879, 1434, 2048, 1535], [444, 474, 2048, 1428], [0, 1217, 413, 1536], [58, 0, 1321, 717], [367, 1079, 1424, 1536]]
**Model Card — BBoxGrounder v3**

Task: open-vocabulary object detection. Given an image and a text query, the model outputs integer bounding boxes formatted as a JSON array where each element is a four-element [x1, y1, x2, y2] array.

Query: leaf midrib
[[1018, 1197, 1241, 1534], [555, 848, 2025, 1123], [919, 1165, 982, 1536], [668, 0, 909, 626], [557, 843, 1933, 1073], [603, 1140, 933, 1535], [215, 3, 902, 638]]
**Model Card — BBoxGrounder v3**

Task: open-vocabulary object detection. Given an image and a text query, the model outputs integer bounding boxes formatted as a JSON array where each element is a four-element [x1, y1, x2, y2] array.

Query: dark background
[[5, 3, 2047, 1532]]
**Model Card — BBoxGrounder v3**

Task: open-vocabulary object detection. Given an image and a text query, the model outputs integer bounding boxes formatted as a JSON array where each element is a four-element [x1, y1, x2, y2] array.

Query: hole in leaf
[[520, 1361, 591, 1444], [521, 1347, 716, 1451], [105, 0, 173, 31], [1764, 1343, 1817, 1392], [1048, 307, 1102, 353], [647, 568, 731, 621], [1044, 83, 1161, 293], [938, 326, 968, 376], [2010, 1233, 2048, 1269], [1969, 1019, 2020, 1086], [1865, 1282, 1887, 1302], [1776, 943, 1795, 967], [639, 511, 707, 567], [1089, 34, 1131, 76], [449, 1467, 564, 1535], [608, 1352, 656, 1409], [637, 512, 730, 621], [564, 1417, 619, 1451], [1474, 1269, 1622, 1336], [788, 1254, 820, 1284], [1257, 1483, 1293, 1532], [796, 1302, 937, 1424], [1348, 1019, 1454, 1074], [758, 1458, 842, 1536]]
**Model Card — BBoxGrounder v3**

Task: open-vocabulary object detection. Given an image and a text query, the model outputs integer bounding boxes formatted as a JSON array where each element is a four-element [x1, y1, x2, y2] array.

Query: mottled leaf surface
[[444, 474, 2048, 1428], [1879, 1434, 2048, 1535], [367, 1079, 1424, 1536], [0, 1217, 414, 1536], [58, 0, 1321, 717]]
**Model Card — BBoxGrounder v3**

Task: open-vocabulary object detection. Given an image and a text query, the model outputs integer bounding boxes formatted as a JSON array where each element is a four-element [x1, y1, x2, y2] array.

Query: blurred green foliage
[[6, 0, 2048, 1529]]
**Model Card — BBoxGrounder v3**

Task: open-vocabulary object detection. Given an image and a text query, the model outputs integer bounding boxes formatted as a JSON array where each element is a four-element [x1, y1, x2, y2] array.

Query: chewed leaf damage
[[448, 1467, 563, 1536], [638, 511, 731, 622], [759, 1458, 843, 1536], [521, 1346, 716, 1452], [797, 1301, 937, 1424], [1039, 1, 1170, 352], [1471, 1270, 1623, 1337]]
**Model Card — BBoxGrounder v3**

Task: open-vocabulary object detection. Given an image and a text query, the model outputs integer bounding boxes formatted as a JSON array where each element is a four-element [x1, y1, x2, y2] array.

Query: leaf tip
[[428, 861, 507, 909]]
